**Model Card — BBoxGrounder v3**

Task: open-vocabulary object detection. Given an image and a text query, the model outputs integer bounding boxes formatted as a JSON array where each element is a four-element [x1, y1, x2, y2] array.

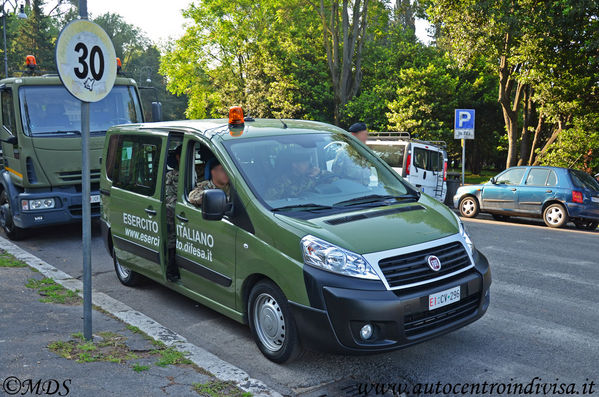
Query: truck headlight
[[300, 235, 379, 280], [22, 198, 56, 211]]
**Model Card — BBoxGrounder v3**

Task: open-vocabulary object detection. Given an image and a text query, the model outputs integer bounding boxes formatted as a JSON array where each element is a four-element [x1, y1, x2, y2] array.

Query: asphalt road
[[4, 214, 598, 396]]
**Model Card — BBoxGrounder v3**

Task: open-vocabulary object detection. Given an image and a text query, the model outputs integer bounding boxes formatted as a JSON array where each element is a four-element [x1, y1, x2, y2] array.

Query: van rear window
[[413, 147, 444, 171], [367, 144, 406, 168]]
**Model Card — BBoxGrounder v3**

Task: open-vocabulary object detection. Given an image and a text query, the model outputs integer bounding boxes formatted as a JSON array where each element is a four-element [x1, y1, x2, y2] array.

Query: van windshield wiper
[[271, 203, 334, 212], [34, 130, 81, 135], [333, 194, 416, 207]]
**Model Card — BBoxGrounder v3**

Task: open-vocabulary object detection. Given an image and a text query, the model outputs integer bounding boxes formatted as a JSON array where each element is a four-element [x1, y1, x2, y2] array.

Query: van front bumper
[[290, 248, 491, 353], [13, 190, 101, 229]]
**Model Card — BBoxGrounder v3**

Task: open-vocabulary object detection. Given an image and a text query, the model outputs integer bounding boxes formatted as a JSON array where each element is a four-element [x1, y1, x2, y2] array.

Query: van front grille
[[378, 241, 471, 289], [404, 292, 480, 337]]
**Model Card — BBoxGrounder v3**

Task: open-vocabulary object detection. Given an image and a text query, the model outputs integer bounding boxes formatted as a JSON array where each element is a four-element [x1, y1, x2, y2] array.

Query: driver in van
[[188, 158, 231, 207], [265, 150, 333, 200]]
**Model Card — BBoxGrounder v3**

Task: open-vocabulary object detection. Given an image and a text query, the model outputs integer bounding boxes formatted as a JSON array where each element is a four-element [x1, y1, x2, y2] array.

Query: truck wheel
[[459, 196, 479, 218], [0, 190, 24, 240], [113, 247, 141, 286], [248, 280, 303, 363], [543, 203, 569, 228]]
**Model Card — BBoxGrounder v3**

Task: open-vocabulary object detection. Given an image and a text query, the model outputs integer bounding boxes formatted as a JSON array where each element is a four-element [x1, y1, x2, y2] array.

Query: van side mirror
[[1, 136, 17, 145], [202, 189, 227, 221], [151, 102, 162, 122]]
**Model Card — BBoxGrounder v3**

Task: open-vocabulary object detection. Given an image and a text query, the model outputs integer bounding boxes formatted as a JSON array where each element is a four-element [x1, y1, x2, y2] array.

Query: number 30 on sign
[[55, 19, 117, 103]]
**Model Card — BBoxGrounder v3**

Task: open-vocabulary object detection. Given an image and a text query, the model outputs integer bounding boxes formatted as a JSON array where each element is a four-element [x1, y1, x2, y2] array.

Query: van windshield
[[367, 144, 406, 168], [224, 133, 416, 216], [19, 85, 143, 136]]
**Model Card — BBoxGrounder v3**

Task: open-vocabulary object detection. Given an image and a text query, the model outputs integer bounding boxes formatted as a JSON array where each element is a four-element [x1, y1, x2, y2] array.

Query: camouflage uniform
[[165, 169, 179, 248], [188, 179, 231, 207], [332, 149, 371, 185], [265, 170, 336, 200]]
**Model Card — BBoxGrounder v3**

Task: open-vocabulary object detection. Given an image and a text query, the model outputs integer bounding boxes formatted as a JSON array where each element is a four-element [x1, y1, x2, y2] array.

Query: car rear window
[[570, 170, 599, 191]]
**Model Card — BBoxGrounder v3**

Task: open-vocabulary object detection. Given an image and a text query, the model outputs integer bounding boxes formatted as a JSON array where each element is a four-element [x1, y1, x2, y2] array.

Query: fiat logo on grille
[[427, 255, 441, 272]]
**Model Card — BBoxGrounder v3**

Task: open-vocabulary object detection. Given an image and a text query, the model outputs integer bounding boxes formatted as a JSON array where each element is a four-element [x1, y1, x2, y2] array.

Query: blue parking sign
[[454, 109, 475, 139]]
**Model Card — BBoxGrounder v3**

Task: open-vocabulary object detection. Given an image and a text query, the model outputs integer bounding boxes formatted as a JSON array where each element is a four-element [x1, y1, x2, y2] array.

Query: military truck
[[0, 56, 146, 240]]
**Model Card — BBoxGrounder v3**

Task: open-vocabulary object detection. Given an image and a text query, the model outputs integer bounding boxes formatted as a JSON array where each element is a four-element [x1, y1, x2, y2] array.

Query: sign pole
[[79, 0, 92, 341], [461, 139, 465, 187], [57, 2, 117, 342]]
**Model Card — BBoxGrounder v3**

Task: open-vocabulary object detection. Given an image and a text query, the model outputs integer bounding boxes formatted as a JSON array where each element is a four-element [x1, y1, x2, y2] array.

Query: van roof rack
[[367, 132, 447, 149], [368, 131, 411, 140]]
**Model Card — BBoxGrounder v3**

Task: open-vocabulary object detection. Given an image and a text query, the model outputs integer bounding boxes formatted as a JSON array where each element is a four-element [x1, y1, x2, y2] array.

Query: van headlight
[[300, 235, 379, 280], [452, 212, 474, 254]]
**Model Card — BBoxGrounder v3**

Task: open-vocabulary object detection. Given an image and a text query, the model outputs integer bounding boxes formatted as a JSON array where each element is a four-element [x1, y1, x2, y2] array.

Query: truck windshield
[[224, 133, 416, 215], [19, 85, 142, 136]]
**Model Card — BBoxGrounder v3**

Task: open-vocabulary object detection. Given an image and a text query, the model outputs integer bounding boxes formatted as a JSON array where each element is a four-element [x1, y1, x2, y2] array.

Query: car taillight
[[405, 154, 411, 176], [572, 191, 584, 203], [443, 160, 447, 181]]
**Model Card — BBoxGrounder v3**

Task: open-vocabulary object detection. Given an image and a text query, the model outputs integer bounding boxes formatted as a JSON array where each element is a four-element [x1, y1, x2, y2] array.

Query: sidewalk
[[0, 241, 279, 397]]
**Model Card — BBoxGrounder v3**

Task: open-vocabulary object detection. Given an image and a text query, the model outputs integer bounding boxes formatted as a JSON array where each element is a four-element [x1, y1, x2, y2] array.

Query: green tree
[[161, 0, 332, 121], [426, 0, 599, 169]]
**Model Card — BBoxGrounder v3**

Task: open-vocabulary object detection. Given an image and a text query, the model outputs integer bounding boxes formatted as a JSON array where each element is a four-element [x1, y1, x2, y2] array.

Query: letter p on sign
[[454, 109, 475, 139]]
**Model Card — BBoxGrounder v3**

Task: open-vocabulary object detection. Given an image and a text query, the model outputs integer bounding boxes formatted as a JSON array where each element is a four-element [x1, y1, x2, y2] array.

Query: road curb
[[0, 236, 282, 397]]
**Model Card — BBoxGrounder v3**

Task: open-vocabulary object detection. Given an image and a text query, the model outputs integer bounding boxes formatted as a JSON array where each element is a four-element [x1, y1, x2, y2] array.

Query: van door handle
[[176, 214, 188, 223], [145, 208, 157, 216], [546, 190, 552, 193], [423, 171, 427, 179]]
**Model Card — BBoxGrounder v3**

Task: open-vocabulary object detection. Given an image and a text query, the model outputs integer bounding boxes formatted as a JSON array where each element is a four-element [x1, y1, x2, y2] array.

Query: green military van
[[100, 108, 491, 363]]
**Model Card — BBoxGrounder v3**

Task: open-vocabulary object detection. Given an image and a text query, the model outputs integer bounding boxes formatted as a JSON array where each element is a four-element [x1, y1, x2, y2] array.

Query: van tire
[[0, 190, 24, 240], [543, 203, 568, 228], [113, 246, 141, 286], [248, 280, 303, 363], [459, 196, 479, 218]]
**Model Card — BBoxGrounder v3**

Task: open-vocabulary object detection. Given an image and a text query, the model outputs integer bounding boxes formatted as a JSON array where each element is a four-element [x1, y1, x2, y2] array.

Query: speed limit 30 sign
[[55, 19, 117, 103]]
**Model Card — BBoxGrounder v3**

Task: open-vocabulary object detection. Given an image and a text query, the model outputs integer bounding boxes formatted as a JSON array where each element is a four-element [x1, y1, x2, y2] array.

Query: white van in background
[[366, 132, 448, 202]]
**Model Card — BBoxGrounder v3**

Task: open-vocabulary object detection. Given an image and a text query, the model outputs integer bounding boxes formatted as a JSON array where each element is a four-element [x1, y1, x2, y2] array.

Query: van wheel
[[248, 280, 303, 363], [459, 196, 479, 218], [113, 247, 141, 286], [543, 203, 569, 228], [0, 190, 24, 240]]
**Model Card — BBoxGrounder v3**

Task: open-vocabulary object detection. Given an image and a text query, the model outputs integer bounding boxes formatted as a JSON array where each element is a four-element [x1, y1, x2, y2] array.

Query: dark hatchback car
[[453, 166, 599, 230]]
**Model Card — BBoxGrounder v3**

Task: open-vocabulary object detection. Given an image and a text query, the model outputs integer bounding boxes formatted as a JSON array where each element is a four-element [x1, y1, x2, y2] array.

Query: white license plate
[[429, 286, 460, 310], [592, 197, 599, 203], [90, 194, 101, 203]]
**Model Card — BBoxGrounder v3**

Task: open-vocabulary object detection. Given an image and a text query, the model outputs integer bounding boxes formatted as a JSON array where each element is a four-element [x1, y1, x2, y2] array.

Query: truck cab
[[0, 69, 144, 239]]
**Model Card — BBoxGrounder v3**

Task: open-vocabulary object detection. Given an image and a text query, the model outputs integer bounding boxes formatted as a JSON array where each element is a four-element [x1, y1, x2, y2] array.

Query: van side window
[[105, 135, 120, 181], [112, 136, 162, 196], [1, 89, 16, 134]]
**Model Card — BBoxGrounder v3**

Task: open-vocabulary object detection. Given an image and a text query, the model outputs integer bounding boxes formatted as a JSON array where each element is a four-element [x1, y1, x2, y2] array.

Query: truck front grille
[[378, 241, 471, 289], [69, 203, 101, 217], [404, 292, 480, 338], [58, 169, 101, 183]]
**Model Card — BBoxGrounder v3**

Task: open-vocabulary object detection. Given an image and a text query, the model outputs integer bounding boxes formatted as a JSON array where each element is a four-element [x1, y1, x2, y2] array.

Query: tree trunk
[[517, 85, 533, 166], [497, 37, 524, 169], [528, 114, 543, 165], [314, 0, 369, 125], [533, 120, 562, 165]]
